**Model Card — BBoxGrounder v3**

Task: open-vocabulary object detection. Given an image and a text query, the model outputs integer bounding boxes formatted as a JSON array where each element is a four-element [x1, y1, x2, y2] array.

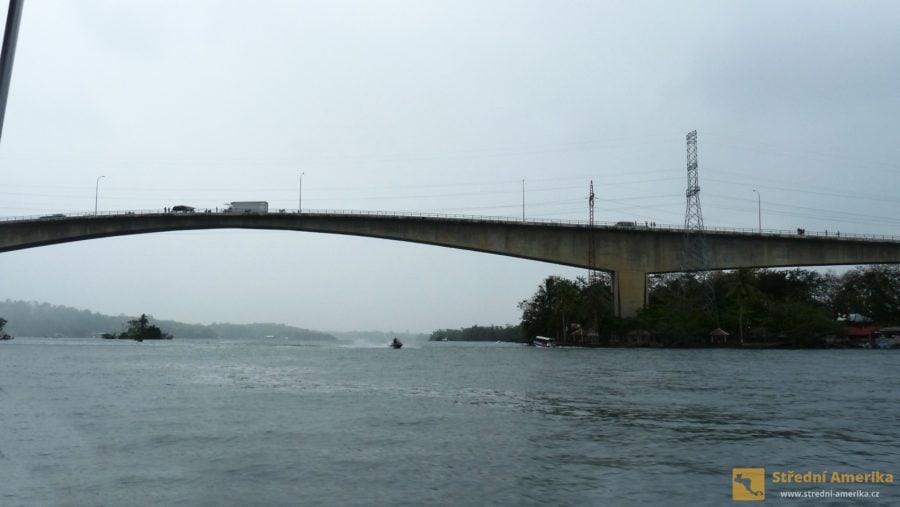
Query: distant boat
[[533, 336, 555, 348], [390, 338, 403, 349]]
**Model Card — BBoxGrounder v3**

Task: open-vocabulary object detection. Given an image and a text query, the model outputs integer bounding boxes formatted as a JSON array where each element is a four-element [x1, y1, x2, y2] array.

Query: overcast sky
[[1, 1, 899, 333]]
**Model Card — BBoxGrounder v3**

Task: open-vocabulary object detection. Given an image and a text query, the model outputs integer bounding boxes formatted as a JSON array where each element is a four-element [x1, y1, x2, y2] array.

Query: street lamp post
[[521, 179, 525, 222], [95, 175, 105, 215], [299, 172, 305, 212], [752, 189, 761, 233]]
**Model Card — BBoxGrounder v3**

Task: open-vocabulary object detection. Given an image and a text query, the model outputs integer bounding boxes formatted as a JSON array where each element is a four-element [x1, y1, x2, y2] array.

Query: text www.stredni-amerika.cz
[[780, 489, 882, 499]]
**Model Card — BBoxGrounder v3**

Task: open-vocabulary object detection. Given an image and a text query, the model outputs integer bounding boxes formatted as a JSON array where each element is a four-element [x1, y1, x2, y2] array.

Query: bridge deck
[[3, 209, 899, 318], [4, 208, 898, 244]]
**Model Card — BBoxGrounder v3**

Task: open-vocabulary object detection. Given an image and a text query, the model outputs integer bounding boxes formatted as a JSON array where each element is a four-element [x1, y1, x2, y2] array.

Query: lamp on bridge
[[299, 171, 305, 213], [95, 175, 105, 215]]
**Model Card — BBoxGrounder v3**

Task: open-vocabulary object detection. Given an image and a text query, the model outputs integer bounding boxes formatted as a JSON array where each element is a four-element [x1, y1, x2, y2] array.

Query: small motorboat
[[390, 338, 403, 349], [532, 336, 555, 348]]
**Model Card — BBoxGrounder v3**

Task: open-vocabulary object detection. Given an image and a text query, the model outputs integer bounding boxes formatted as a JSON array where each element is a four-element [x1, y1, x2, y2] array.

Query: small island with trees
[[0, 317, 12, 340], [102, 314, 172, 342]]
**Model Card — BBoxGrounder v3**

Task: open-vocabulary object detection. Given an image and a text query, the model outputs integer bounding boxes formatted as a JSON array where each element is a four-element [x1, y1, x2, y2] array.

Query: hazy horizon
[[1, 298, 437, 337]]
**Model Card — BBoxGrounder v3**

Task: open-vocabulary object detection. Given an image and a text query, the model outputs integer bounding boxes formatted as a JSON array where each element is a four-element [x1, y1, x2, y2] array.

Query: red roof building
[[845, 326, 879, 339]]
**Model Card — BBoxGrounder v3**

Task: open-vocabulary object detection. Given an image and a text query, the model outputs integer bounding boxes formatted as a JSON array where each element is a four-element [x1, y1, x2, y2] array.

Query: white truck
[[228, 201, 269, 214]]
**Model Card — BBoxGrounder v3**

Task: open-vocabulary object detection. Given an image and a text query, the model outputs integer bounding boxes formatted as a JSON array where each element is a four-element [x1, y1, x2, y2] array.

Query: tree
[[832, 266, 900, 323], [770, 299, 841, 347], [639, 273, 715, 343], [429, 324, 522, 342], [723, 268, 762, 343], [0, 317, 11, 340], [577, 275, 614, 335], [519, 276, 580, 339], [118, 314, 172, 341], [520, 266, 887, 347]]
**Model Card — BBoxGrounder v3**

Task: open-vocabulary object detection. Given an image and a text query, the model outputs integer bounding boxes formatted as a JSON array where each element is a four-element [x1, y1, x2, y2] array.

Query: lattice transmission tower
[[681, 130, 718, 323], [682, 130, 710, 270], [684, 130, 703, 232]]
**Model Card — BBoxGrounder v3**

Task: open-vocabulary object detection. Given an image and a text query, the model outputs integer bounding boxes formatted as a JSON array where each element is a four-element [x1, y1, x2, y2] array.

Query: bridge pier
[[613, 270, 647, 318]]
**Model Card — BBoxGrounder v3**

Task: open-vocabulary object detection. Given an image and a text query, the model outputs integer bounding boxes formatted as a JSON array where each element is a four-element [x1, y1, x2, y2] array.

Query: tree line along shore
[[431, 265, 900, 348], [3, 265, 898, 348]]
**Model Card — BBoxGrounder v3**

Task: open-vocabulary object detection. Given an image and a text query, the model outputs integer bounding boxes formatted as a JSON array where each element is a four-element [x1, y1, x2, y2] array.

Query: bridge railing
[[2, 208, 899, 243]]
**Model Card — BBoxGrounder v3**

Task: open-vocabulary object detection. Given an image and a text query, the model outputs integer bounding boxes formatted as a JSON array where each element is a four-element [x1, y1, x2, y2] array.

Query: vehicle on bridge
[[38, 214, 66, 220], [171, 205, 195, 213], [227, 201, 268, 214]]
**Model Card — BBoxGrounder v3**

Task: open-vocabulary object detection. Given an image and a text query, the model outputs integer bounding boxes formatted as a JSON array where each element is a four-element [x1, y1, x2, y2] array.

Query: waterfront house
[[845, 326, 879, 348], [567, 326, 600, 345], [708, 328, 730, 345]]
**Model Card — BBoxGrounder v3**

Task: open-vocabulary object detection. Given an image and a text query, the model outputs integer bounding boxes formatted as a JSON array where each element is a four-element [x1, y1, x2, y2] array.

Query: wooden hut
[[709, 327, 730, 345]]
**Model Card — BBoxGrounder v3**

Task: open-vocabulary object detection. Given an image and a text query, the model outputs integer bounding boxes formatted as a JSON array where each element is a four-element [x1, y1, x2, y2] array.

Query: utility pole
[[521, 179, 525, 222], [0, 0, 25, 219], [588, 180, 599, 285], [752, 189, 761, 233], [299, 171, 305, 212], [589, 180, 595, 227], [0, 0, 24, 143], [94, 175, 104, 214]]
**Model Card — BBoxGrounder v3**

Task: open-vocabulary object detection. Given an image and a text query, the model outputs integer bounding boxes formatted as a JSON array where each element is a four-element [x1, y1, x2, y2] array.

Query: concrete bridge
[[2, 209, 900, 317]]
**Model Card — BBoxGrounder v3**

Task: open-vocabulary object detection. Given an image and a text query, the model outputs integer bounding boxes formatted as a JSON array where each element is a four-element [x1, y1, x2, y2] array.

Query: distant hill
[[0, 300, 336, 341]]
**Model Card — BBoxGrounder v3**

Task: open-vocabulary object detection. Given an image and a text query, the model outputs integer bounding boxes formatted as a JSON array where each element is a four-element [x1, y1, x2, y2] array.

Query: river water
[[1, 338, 897, 506]]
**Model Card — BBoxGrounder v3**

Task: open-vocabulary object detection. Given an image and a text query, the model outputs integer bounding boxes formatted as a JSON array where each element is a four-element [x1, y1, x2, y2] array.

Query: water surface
[[1, 338, 897, 505]]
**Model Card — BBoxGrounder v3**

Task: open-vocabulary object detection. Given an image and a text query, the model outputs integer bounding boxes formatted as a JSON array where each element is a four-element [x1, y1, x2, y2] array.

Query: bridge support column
[[613, 270, 647, 318]]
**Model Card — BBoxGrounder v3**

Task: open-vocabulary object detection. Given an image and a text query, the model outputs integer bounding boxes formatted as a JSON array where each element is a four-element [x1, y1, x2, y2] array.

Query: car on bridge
[[38, 214, 66, 220], [171, 205, 196, 213]]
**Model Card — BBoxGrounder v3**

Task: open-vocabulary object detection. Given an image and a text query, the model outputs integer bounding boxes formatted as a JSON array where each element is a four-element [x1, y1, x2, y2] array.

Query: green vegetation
[[0, 317, 11, 340], [103, 314, 172, 341], [518, 266, 900, 347], [518, 274, 615, 341], [638, 269, 843, 346], [429, 324, 522, 342]]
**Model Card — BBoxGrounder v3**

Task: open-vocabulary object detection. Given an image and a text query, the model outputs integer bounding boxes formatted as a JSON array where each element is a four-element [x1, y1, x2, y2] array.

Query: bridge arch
[[3, 210, 900, 317]]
